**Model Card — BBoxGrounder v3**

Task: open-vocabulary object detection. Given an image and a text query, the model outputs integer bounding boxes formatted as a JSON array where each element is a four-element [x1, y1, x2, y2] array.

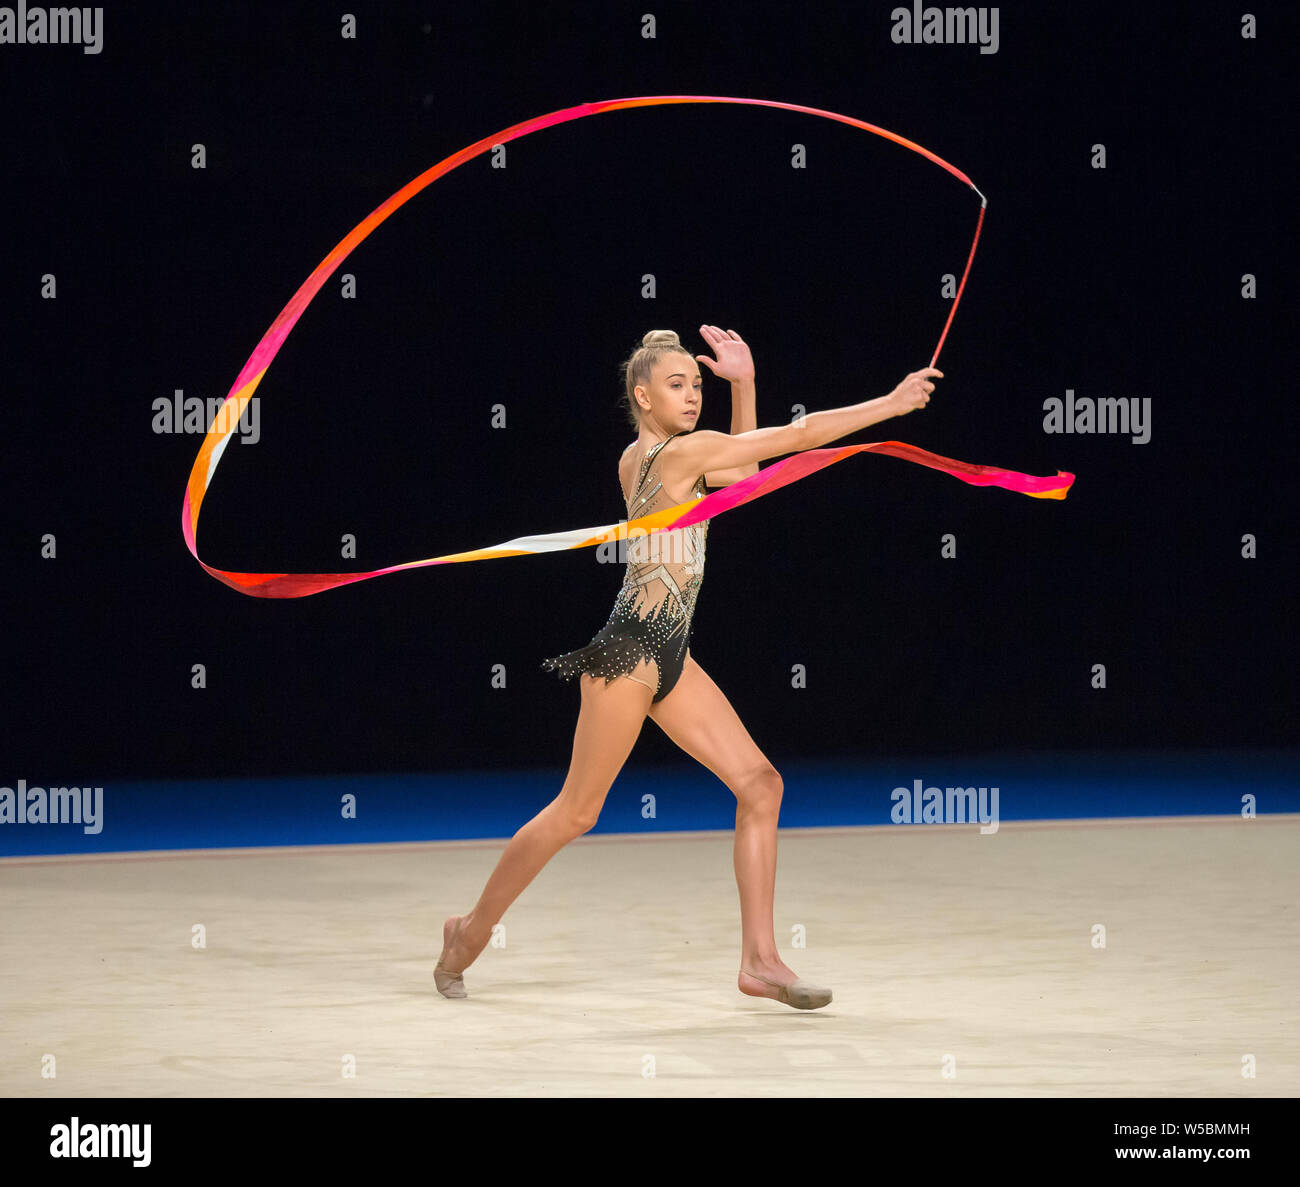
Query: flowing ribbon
[[182, 94, 1074, 599]]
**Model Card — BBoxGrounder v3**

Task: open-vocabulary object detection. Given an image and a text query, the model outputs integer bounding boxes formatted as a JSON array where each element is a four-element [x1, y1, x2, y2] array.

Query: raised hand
[[695, 324, 755, 383]]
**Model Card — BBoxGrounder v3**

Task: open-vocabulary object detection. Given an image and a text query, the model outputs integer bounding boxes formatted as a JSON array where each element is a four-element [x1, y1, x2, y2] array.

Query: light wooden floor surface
[[2, 816, 1295, 1096]]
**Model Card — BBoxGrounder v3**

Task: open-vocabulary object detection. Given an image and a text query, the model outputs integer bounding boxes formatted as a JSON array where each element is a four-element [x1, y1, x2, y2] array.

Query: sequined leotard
[[541, 430, 710, 702]]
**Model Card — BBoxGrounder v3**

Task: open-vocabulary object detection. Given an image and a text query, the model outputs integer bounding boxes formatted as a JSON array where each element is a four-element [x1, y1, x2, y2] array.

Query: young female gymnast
[[435, 325, 940, 1009]]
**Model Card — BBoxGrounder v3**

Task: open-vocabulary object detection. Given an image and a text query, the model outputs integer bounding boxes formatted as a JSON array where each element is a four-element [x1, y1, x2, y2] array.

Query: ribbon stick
[[183, 95, 1073, 599]]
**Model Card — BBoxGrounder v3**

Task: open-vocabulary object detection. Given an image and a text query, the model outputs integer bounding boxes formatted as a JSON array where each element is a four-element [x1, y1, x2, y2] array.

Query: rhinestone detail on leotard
[[540, 431, 710, 700]]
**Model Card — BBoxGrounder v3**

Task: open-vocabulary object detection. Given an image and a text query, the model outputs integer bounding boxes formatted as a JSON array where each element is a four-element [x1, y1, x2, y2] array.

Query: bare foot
[[443, 914, 479, 965]]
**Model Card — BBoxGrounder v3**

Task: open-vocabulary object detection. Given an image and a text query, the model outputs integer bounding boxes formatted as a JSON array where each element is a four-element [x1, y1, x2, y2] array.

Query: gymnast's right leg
[[435, 664, 655, 994]]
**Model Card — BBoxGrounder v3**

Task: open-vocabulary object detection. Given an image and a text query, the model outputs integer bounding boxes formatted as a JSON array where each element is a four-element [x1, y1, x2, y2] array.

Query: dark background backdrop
[[3, 1, 1294, 783]]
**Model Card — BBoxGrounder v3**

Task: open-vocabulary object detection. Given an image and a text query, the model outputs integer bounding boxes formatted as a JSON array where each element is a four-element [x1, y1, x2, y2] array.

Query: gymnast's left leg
[[648, 652, 830, 1008]]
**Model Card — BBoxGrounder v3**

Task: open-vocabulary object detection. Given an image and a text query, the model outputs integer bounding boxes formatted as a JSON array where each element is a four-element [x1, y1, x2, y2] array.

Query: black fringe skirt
[[541, 597, 689, 699]]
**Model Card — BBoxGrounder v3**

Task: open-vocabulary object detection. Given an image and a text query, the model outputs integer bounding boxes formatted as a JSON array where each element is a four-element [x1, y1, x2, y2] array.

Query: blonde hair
[[618, 329, 692, 429]]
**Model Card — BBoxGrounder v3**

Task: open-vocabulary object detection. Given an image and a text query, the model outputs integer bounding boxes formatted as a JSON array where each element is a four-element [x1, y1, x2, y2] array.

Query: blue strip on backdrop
[[1, 748, 1297, 857]]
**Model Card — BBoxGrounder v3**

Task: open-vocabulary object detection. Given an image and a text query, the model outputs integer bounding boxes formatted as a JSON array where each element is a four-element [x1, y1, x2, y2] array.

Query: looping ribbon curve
[[182, 94, 1074, 599]]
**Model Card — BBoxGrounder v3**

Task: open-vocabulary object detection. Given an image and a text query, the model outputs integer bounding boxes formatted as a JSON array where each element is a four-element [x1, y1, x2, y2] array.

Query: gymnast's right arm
[[670, 367, 943, 477]]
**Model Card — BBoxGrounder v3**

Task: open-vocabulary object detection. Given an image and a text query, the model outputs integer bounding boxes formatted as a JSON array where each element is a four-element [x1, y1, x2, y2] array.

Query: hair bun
[[641, 329, 681, 349]]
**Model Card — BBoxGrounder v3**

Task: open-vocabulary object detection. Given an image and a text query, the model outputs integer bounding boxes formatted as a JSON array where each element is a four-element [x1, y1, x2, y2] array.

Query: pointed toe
[[785, 978, 832, 1010], [434, 964, 468, 998]]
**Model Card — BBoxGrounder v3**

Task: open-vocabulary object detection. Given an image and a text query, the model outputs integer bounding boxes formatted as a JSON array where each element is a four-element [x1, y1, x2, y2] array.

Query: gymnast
[[435, 324, 940, 1009]]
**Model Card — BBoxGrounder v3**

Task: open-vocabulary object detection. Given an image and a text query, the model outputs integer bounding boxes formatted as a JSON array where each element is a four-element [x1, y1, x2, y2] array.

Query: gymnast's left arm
[[696, 324, 761, 488]]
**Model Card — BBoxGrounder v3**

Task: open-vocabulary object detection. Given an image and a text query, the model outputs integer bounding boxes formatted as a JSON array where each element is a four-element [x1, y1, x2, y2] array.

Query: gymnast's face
[[640, 352, 702, 434]]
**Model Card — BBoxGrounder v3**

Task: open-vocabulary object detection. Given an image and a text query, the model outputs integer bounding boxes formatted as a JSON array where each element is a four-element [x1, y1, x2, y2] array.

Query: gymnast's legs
[[436, 651, 812, 1004], [645, 653, 804, 1002], [435, 657, 656, 987]]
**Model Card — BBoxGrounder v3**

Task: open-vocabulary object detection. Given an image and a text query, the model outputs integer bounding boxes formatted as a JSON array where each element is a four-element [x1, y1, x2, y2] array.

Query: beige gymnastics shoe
[[434, 916, 469, 999], [739, 968, 832, 1010]]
